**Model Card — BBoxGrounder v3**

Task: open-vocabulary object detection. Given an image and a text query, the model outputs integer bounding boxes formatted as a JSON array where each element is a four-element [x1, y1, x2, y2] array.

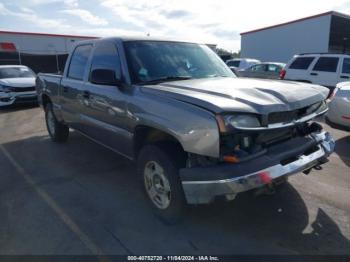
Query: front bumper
[[180, 131, 334, 204], [0, 91, 37, 106]]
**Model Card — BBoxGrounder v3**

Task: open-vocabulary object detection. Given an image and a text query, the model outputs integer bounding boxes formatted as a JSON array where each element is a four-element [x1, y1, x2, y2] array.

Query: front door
[[82, 41, 133, 158]]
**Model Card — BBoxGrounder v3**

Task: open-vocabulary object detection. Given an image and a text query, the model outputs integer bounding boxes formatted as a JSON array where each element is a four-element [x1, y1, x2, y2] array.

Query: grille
[[9, 86, 35, 92], [267, 105, 313, 125], [268, 111, 298, 124]]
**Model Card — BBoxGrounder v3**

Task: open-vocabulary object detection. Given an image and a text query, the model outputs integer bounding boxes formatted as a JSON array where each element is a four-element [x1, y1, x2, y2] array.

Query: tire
[[45, 103, 69, 143], [137, 144, 186, 224]]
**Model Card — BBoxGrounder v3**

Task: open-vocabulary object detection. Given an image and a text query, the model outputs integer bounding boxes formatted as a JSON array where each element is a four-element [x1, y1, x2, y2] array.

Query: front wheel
[[45, 103, 69, 143], [137, 144, 186, 224]]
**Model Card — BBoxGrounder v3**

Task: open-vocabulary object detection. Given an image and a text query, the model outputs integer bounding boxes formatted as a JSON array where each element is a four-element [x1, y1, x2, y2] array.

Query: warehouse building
[[240, 11, 350, 63], [0, 31, 96, 73]]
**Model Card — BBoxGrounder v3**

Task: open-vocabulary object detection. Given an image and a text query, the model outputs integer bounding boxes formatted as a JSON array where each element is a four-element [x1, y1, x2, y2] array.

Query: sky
[[1, 0, 350, 52]]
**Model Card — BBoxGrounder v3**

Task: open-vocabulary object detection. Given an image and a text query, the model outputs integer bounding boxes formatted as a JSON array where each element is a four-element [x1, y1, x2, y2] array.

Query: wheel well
[[134, 126, 186, 163], [42, 94, 51, 108]]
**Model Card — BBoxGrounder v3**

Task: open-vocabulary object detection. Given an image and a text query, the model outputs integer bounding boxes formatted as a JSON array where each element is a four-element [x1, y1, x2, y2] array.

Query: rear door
[[339, 57, 350, 82], [242, 64, 266, 78], [83, 40, 132, 158], [285, 56, 316, 81], [60, 44, 92, 130], [309, 56, 340, 89], [265, 64, 282, 79]]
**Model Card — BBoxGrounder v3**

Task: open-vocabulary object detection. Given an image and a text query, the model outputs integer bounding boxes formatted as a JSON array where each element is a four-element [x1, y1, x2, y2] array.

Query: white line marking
[[0, 144, 109, 261]]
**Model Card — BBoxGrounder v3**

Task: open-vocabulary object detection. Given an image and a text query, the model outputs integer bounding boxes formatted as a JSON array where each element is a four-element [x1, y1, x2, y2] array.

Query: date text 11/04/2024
[[127, 256, 220, 261]]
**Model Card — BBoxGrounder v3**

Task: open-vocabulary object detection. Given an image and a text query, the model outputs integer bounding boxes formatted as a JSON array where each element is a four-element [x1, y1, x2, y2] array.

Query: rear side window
[[90, 41, 121, 80], [250, 64, 265, 72], [68, 45, 92, 80], [313, 57, 339, 72], [267, 64, 280, 72], [227, 60, 240, 67], [289, 57, 315, 70], [342, 58, 350, 74]]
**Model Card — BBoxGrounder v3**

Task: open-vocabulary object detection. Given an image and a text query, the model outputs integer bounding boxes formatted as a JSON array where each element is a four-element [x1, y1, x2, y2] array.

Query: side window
[[312, 57, 339, 72], [267, 64, 279, 72], [342, 58, 350, 74], [227, 61, 240, 67], [68, 45, 92, 80], [90, 42, 121, 81], [251, 64, 265, 72], [289, 57, 315, 70]]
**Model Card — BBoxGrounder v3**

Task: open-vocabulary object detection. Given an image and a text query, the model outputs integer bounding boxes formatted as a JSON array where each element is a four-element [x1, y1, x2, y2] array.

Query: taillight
[[279, 69, 286, 79]]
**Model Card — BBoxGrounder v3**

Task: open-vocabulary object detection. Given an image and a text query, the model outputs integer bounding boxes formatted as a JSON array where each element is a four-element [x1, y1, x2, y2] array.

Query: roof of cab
[[74, 36, 204, 45]]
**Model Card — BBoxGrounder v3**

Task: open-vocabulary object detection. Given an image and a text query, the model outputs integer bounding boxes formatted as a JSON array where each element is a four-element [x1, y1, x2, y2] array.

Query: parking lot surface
[[0, 104, 350, 255]]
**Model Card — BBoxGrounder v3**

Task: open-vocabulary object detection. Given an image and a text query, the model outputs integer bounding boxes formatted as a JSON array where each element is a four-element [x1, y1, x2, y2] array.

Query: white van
[[281, 53, 350, 95]]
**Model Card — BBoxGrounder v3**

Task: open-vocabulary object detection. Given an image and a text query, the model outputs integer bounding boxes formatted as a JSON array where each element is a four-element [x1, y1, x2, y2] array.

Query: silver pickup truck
[[36, 37, 335, 223]]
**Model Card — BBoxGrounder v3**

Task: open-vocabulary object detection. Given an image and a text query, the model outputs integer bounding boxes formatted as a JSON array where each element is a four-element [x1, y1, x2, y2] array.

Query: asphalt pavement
[[0, 104, 349, 255]]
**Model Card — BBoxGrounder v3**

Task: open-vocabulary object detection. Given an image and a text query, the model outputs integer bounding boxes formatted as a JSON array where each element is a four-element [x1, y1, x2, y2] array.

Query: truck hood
[[0, 77, 35, 88], [141, 77, 329, 114]]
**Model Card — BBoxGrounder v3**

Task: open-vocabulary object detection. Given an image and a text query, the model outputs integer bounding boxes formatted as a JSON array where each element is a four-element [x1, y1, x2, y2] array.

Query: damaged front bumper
[[0, 91, 37, 106], [180, 131, 335, 204]]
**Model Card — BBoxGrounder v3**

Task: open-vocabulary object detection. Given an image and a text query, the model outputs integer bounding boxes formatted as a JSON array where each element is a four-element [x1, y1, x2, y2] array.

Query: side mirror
[[90, 69, 121, 86]]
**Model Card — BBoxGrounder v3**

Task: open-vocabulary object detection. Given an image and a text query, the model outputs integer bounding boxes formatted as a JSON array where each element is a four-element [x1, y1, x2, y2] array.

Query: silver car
[[239, 62, 286, 79], [0, 65, 36, 107], [326, 82, 350, 131]]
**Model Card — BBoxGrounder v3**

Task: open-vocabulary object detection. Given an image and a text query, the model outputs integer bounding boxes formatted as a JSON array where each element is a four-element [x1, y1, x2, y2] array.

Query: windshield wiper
[[137, 76, 193, 85]]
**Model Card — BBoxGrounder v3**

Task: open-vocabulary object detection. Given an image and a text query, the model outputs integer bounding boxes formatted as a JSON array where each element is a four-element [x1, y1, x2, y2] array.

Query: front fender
[[131, 95, 220, 158]]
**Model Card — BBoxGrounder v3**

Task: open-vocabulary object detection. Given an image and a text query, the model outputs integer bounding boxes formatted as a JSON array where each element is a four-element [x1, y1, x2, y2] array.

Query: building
[[240, 11, 350, 63], [0, 31, 219, 73], [0, 31, 96, 73]]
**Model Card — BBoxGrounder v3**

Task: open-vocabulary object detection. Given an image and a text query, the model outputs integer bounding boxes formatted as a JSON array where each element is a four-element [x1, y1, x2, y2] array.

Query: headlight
[[216, 114, 261, 132], [306, 101, 328, 115]]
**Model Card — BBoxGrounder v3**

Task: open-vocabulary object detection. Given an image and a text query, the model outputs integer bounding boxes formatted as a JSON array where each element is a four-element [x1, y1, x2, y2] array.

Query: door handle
[[340, 75, 349, 79], [82, 90, 90, 98], [310, 72, 318, 76]]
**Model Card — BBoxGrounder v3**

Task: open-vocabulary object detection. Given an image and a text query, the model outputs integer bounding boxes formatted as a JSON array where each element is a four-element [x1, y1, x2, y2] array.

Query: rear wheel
[[45, 103, 69, 143], [137, 144, 186, 224]]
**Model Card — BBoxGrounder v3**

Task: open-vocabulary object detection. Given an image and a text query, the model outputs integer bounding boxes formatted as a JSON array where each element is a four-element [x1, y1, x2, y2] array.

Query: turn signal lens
[[215, 115, 227, 133], [223, 155, 240, 163]]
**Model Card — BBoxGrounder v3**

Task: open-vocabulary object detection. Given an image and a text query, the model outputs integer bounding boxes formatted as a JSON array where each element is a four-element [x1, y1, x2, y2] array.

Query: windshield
[[124, 41, 235, 84], [0, 67, 35, 79]]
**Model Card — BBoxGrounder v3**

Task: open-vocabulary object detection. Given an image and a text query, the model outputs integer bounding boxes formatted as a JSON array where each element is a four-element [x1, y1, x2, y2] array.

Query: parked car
[[239, 62, 286, 79], [226, 58, 260, 70], [0, 65, 36, 107], [229, 66, 241, 76], [36, 37, 334, 223], [281, 53, 350, 96], [326, 81, 350, 131]]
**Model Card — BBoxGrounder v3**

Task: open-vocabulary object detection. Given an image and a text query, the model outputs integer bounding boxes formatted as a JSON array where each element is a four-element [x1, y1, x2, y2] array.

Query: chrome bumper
[[181, 131, 335, 204], [0, 91, 37, 106]]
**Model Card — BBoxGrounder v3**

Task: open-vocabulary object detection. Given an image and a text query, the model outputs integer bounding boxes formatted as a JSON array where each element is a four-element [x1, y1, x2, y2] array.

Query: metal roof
[[0, 30, 97, 39], [240, 11, 350, 36]]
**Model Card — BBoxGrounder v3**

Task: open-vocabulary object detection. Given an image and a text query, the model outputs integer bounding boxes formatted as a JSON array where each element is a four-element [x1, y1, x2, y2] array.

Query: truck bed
[[36, 73, 62, 106]]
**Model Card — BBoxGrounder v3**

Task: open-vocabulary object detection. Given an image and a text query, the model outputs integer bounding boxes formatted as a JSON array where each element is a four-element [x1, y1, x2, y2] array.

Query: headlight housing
[[216, 114, 261, 132], [306, 101, 328, 115]]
